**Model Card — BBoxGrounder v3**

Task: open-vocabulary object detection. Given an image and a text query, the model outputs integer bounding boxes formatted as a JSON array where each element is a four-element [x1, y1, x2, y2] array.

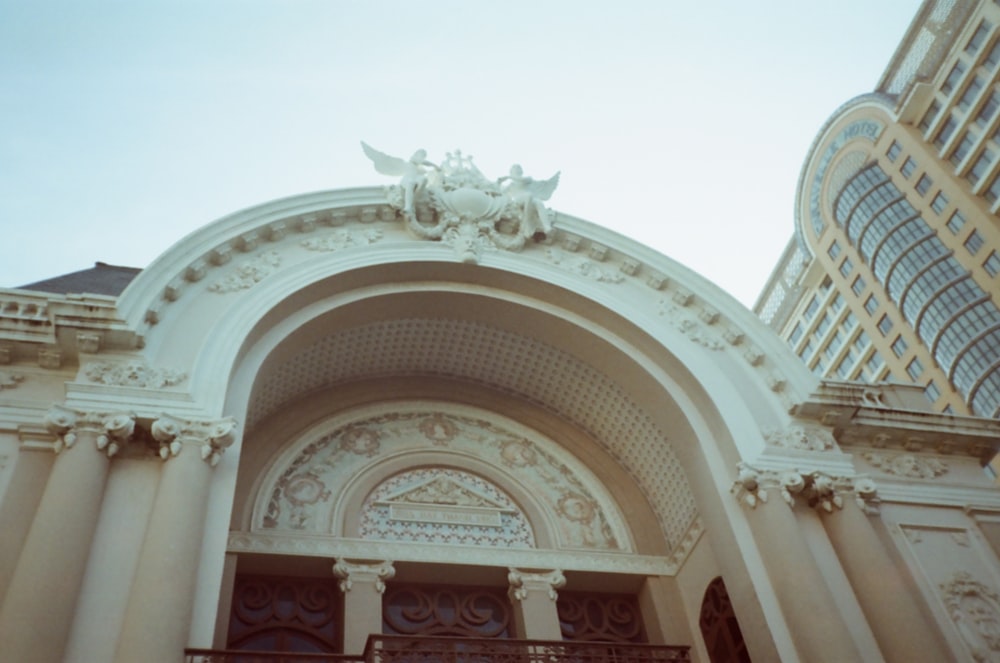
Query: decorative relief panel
[[301, 229, 383, 252], [544, 248, 625, 283], [359, 468, 534, 548], [861, 452, 948, 479], [82, 360, 186, 389], [763, 425, 836, 452], [941, 572, 1000, 662], [258, 407, 625, 551]]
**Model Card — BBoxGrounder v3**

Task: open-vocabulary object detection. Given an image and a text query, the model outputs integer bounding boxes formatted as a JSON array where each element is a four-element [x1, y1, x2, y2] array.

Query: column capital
[[507, 568, 566, 602], [152, 414, 237, 466], [332, 559, 395, 594], [44, 404, 135, 457], [732, 462, 879, 514]]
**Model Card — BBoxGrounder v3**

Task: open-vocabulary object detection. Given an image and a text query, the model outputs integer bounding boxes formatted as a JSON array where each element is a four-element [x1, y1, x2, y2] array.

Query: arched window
[[699, 577, 750, 663]]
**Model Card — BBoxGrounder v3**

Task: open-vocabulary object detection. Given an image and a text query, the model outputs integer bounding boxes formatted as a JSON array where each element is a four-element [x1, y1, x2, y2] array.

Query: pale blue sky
[[1, 1, 922, 305]]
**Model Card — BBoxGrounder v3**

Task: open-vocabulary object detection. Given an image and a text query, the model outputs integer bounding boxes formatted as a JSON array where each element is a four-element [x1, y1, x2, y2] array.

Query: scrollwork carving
[[152, 414, 237, 467], [43, 405, 135, 457], [332, 558, 395, 594], [941, 572, 1000, 662], [861, 452, 948, 479], [507, 568, 565, 602], [732, 462, 878, 513]]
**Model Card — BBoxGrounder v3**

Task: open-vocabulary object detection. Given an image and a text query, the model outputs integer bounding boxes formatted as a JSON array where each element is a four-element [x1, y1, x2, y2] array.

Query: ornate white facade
[[0, 148, 999, 661]]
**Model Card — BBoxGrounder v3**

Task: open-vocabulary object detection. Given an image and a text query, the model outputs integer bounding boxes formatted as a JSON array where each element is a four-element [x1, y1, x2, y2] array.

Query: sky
[[1, 0, 923, 307]]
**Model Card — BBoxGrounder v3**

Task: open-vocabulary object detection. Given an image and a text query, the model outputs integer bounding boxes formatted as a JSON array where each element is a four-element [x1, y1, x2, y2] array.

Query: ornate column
[[821, 492, 952, 661], [731, 464, 868, 662], [114, 414, 236, 663], [507, 568, 565, 640], [333, 558, 395, 654], [0, 405, 134, 663]]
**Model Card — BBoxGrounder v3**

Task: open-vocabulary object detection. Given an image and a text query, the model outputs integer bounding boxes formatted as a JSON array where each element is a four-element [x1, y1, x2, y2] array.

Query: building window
[[843, 311, 857, 329], [986, 173, 1000, 203], [384, 585, 512, 637], [915, 174, 933, 195], [789, 322, 804, 345], [816, 312, 832, 336], [931, 192, 949, 213], [558, 593, 646, 643], [925, 381, 941, 403], [227, 575, 342, 653], [805, 296, 820, 319], [942, 61, 967, 94], [887, 140, 902, 161], [985, 250, 1000, 277], [950, 132, 976, 165], [865, 295, 879, 315], [852, 275, 866, 295], [987, 39, 1000, 69], [947, 210, 967, 234], [799, 340, 815, 360], [965, 229, 985, 255], [934, 116, 958, 148], [919, 101, 942, 133], [907, 357, 924, 380], [976, 90, 1000, 127], [699, 578, 750, 663], [901, 157, 917, 178], [878, 314, 893, 336], [839, 258, 853, 277], [866, 351, 884, 373], [828, 241, 841, 260], [965, 149, 995, 186], [892, 335, 908, 357], [831, 293, 845, 312], [958, 75, 985, 111], [854, 330, 870, 353], [966, 20, 993, 54]]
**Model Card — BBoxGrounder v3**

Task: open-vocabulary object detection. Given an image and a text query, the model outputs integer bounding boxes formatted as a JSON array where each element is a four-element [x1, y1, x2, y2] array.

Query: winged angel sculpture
[[362, 142, 560, 263]]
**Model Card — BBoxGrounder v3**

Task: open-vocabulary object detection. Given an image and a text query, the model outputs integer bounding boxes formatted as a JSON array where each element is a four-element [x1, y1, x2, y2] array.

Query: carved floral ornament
[[0, 370, 24, 390], [763, 425, 837, 452], [732, 462, 878, 513], [861, 451, 948, 479], [363, 142, 560, 264]]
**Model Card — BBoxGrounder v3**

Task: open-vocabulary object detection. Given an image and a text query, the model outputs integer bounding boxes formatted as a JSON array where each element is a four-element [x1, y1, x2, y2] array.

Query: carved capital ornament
[[152, 414, 237, 466], [44, 404, 136, 457]]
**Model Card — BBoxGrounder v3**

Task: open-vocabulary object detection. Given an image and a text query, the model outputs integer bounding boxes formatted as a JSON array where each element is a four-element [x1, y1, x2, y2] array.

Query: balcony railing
[[186, 635, 690, 663]]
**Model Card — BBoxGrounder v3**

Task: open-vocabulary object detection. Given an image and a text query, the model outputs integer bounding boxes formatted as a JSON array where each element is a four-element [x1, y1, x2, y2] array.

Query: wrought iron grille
[[187, 635, 690, 663]]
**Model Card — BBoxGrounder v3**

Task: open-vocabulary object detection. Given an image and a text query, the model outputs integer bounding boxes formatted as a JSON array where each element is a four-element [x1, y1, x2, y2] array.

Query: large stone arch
[[52, 184, 834, 660]]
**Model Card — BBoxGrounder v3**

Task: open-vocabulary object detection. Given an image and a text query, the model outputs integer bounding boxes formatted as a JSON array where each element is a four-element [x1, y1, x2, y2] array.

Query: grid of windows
[[832, 164, 1000, 417]]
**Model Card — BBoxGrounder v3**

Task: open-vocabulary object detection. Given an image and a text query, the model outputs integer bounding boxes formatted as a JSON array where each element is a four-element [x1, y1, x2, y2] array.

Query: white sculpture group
[[362, 142, 560, 263]]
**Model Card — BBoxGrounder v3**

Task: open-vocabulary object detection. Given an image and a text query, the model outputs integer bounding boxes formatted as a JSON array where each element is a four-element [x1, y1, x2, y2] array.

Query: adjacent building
[[756, 0, 1000, 420]]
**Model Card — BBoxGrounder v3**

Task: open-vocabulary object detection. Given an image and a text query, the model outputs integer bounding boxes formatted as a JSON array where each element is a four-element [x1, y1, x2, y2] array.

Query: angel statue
[[361, 142, 439, 219], [499, 164, 560, 240]]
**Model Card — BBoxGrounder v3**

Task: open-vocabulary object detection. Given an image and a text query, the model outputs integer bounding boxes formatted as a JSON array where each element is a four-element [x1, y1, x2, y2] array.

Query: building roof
[[18, 261, 141, 296]]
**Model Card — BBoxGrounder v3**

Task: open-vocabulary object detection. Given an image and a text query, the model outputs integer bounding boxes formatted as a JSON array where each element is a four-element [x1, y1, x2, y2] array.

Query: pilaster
[[114, 414, 236, 663], [0, 405, 134, 663], [333, 558, 395, 654], [507, 568, 565, 640]]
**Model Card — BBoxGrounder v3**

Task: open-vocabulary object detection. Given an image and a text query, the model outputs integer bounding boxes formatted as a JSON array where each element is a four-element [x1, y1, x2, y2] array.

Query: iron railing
[[186, 635, 690, 662]]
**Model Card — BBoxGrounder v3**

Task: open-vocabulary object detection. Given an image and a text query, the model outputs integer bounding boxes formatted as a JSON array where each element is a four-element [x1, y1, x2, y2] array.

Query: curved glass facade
[[834, 163, 1000, 416]]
